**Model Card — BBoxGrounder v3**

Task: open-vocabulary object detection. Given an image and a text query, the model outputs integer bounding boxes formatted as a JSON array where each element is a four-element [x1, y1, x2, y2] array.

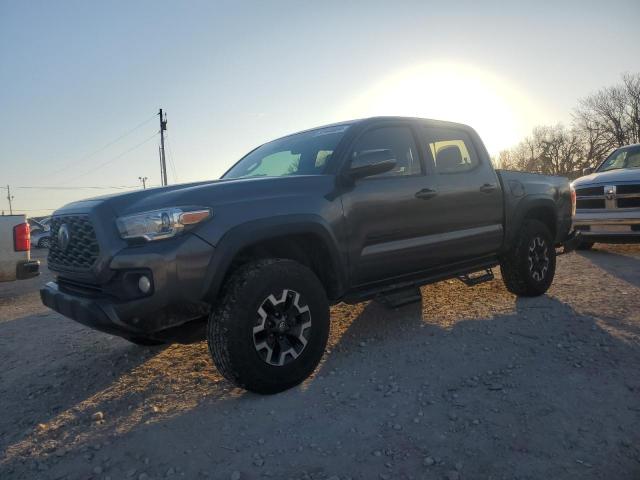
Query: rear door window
[[425, 128, 479, 174]]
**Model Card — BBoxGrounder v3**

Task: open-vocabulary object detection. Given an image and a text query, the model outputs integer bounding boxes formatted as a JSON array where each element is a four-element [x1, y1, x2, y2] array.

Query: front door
[[340, 123, 442, 287]]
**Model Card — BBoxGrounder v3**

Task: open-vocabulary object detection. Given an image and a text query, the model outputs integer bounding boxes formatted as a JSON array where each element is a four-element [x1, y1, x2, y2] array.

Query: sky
[[1, 0, 639, 216]]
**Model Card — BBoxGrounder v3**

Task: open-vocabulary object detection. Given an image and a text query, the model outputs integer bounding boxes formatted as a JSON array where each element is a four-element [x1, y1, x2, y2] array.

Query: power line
[[7, 208, 57, 213], [61, 132, 159, 184], [165, 133, 179, 182], [43, 113, 157, 179], [16, 185, 140, 190]]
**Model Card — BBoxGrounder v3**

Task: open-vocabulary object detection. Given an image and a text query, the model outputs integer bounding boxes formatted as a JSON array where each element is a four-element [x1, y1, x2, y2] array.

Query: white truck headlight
[[116, 207, 211, 241]]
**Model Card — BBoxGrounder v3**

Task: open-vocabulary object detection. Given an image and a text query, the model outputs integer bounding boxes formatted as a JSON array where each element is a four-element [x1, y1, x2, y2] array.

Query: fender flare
[[199, 214, 348, 302], [504, 195, 559, 248]]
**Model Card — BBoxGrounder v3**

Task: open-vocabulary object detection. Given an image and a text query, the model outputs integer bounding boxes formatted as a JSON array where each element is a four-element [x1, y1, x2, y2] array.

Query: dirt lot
[[1, 245, 639, 480]]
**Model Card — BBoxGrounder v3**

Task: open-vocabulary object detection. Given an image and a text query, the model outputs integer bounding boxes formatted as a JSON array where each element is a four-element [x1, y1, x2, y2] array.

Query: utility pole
[[138, 176, 148, 189], [6, 185, 13, 215], [158, 108, 168, 186]]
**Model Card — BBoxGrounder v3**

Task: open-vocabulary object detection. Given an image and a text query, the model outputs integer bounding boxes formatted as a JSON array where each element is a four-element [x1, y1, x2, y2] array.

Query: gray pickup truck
[[41, 117, 575, 393]]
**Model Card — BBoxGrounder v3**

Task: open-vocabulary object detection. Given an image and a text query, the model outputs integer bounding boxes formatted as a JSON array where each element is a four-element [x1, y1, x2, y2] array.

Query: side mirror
[[582, 167, 594, 176], [349, 149, 396, 179]]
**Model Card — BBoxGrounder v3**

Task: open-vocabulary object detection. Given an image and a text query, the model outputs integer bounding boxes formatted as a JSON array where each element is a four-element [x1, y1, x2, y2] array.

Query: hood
[[573, 167, 640, 187], [53, 175, 334, 217]]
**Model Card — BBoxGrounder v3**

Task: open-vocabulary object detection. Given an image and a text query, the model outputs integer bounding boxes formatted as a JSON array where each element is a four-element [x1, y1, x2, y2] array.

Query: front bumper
[[573, 209, 640, 243], [40, 281, 210, 341], [40, 233, 214, 341], [41, 281, 135, 336]]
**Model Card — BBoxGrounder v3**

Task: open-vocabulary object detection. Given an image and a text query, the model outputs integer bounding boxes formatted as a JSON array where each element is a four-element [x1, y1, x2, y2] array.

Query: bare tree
[[498, 124, 585, 175], [622, 72, 640, 144], [573, 72, 640, 162], [501, 72, 640, 175]]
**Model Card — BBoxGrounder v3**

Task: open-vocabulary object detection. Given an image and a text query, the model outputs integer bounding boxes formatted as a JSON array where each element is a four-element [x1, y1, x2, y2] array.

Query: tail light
[[570, 184, 576, 217], [14, 222, 31, 252]]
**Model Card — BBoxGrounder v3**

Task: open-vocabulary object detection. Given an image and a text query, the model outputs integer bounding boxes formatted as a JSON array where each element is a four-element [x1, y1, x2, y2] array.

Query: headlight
[[116, 207, 211, 241]]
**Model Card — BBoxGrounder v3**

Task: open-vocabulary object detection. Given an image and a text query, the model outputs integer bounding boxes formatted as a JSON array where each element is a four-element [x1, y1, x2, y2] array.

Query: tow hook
[[559, 230, 581, 255]]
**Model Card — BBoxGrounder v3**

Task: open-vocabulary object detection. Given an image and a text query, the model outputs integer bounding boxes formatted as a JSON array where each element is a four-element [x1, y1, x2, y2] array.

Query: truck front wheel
[[208, 259, 330, 394], [500, 219, 556, 297]]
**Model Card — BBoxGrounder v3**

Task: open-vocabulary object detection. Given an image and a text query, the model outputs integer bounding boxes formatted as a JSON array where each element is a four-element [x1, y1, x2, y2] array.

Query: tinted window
[[426, 128, 479, 174], [223, 125, 350, 179], [351, 126, 421, 177]]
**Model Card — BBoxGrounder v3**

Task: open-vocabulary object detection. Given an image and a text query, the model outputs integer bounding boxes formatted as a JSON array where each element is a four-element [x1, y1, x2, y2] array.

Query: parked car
[[572, 143, 640, 248], [40, 117, 575, 393], [30, 218, 52, 248], [0, 214, 40, 282]]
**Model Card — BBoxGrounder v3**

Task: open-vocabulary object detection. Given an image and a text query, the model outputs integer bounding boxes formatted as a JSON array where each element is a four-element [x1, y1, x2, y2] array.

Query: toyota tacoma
[[41, 117, 575, 393]]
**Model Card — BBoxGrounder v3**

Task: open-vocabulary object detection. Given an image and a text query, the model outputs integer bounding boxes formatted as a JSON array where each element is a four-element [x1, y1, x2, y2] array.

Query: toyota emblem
[[57, 224, 71, 251]]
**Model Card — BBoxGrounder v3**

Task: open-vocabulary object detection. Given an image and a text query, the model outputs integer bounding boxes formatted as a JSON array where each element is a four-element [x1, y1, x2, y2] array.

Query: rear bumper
[[17, 260, 40, 280], [560, 230, 582, 253]]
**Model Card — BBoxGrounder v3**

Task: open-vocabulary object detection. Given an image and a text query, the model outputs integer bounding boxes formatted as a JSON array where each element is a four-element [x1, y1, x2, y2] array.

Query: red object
[[13, 222, 31, 252]]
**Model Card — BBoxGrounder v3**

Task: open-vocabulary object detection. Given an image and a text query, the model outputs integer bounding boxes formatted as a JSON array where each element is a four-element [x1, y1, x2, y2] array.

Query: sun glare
[[339, 62, 543, 156]]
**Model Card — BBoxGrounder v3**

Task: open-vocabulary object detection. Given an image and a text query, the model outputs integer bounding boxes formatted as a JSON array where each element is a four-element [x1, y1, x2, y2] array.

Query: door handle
[[415, 188, 437, 200], [480, 183, 497, 193]]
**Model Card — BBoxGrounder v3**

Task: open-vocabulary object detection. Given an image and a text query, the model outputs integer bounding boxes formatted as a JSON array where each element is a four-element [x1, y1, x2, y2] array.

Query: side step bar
[[376, 287, 422, 308], [458, 268, 494, 287]]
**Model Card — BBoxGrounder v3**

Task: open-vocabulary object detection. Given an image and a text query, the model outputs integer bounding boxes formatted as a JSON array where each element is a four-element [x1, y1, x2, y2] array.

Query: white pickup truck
[[0, 214, 40, 282]]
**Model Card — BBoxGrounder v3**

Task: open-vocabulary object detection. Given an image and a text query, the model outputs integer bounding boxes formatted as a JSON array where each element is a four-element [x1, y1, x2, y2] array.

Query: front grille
[[618, 197, 640, 208], [48, 215, 100, 270], [616, 184, 640, 195], [576, 186, 603, 196], [577, 199, 605, 209], [576, 183, 640, 211]]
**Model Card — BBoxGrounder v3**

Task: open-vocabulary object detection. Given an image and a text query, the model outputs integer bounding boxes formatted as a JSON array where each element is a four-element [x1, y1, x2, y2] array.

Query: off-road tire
[[500, 219, 556, 297], [576, 240, 595, 250], [38, 237, 51, 249], [208, 259, 330, 394]]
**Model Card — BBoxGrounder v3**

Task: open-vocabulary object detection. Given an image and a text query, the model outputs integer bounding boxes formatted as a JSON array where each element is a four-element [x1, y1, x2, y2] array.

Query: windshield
[[222, 125, 350, 179], [598, 145, 640, 172]]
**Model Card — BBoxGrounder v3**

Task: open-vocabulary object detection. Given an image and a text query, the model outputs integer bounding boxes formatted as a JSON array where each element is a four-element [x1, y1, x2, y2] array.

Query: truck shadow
[[576, 247, 640, 289], [3, 277, 638, 479]]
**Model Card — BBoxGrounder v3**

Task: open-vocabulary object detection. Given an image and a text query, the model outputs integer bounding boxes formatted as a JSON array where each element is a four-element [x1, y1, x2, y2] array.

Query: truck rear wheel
[[500, 219, 556, 297], [208, 259, 330, 394]]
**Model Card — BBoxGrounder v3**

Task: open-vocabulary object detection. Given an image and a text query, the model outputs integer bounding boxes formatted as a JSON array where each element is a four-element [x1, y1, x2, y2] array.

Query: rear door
[[420, 125, 504, 264]]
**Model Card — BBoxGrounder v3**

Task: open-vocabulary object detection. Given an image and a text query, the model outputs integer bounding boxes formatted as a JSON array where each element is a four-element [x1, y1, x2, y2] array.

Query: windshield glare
[[222, 125, 350, 179], [598, 146, 640, 172]]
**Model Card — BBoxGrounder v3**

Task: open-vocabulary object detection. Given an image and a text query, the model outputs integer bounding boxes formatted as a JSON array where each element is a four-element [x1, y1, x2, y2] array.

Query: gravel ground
[[1, 245, 639, 480]]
